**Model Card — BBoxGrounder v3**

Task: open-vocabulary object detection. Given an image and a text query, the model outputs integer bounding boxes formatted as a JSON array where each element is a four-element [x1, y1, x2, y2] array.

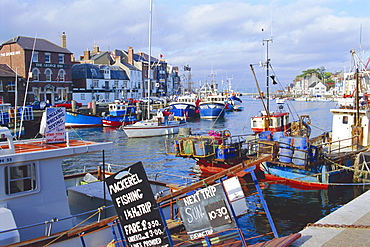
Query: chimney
[[115, 56, 121, 63], [128, 47, 134, 65], [93, 44, 99, 53], [61, 32, 67, 48], [84, 49, 90, 61]]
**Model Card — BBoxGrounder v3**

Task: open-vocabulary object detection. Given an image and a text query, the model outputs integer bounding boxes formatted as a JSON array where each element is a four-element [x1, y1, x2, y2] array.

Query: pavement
[[291, 189, 370, 246]]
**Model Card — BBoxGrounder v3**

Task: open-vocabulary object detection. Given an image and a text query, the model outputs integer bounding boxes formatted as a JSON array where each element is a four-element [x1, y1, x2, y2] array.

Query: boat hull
[[102, 115, 137, 127], [123, 121, 186, 138], [65, 112, 102, 127], [262, 161, 354, 190], [169, 103, 198, 119], [199, 102, 225, 119]]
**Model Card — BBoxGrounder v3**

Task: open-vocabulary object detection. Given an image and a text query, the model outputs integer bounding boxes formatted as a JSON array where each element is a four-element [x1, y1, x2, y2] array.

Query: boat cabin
[[251, 111, 290, 133]]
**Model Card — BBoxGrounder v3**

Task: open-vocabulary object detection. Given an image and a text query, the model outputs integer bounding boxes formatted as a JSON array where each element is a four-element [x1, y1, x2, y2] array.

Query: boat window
[[269, 119, 274, 127], [4, 163, 37, 195], [343, 116, 348, 124], [252, 120, 257, 127]]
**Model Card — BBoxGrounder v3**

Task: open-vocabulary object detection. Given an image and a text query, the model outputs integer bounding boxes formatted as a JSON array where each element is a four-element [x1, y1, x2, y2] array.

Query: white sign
[[44, 108, 66, 143]]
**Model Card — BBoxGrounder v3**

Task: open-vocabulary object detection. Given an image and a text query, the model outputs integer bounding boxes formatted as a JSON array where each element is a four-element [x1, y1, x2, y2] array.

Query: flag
[[110, 52, 116, 60]]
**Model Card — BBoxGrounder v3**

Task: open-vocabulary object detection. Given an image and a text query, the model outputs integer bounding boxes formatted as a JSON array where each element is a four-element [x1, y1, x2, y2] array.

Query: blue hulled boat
[[169, 94, 200, 120], [198, 94, 228, 119], [65, 111, 102, 127]]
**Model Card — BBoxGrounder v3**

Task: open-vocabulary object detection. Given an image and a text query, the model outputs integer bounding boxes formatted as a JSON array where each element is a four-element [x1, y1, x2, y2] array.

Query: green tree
[[296, 67, 332, 82]]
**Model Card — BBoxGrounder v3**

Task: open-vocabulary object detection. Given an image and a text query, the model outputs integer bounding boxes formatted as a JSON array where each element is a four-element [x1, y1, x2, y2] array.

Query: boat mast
[[147, 0, 153, 120], [263, 38, 272, 113]]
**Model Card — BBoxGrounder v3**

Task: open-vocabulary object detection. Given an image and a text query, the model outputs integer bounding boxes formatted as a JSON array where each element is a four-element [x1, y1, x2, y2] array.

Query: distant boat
[[199, 94, 228, 119], [123, 119, 186, 138], [102, 103, 137, 127], [102, 115, 137, 127], [65, 111, 102, 127], [228, 95, 244, 111]]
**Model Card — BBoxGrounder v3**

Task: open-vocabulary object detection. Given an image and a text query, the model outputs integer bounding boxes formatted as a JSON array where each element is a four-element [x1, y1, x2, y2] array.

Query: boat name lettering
[[0, 158, 12, 164], [108, 173, 143, 194], [123, 201, 152, 220], [115, 188, 143, 207]]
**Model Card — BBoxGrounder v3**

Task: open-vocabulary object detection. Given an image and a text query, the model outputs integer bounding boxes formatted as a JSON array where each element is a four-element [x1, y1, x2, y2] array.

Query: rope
[[43, 206, 107, 246]]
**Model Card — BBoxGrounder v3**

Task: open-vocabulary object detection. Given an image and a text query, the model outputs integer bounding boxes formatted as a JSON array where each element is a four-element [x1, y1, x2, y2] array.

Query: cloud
[[1, 0, 369, 91]]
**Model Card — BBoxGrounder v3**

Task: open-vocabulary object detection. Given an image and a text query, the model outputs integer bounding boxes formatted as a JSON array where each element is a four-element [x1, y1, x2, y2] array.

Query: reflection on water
[[63, 97, 367, 242]]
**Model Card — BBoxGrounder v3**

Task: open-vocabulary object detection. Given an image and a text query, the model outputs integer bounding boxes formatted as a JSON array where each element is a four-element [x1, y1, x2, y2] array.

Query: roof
[[72, 63, 129, 80], [1, 36, 71, 54], [0, 64, 16, 78], [122, 62, 140, 71], [72, 63, 104, 79]]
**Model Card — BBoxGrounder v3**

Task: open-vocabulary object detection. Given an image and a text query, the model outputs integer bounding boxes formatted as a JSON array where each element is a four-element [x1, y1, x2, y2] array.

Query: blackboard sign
[[177, 184, 236, 240], [105, 162, 171, 247]]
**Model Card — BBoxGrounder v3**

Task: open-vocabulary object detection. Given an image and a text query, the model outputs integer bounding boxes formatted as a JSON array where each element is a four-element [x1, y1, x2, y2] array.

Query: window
[[32, 52, 38, 62], [252, 120, 257, 127], [81, 94, 86, 100], [58, 54, 64, 64], [45, 69, 52, 81], [0, 80, 3, 92], [5, 163, 37, 195], [7, 81, 15, 92], [92, 79, 99, 88], [343, 116, 348, 124], [57, 69, 66, 81], [32, 68, 40, 81], [33, 88, 40, 101], [45, 53, 51, 63]]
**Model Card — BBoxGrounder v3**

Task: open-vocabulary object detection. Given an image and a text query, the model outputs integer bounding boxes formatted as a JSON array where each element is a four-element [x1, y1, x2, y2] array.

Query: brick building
[[0, 64, 27, 106], [0, 34, 74, 105]]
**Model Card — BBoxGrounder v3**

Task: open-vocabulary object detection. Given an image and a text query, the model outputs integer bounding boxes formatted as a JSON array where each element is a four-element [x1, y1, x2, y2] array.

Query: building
[[0, 64, 27, 106], [71, 63, 129, 105], [0, 34, 74, 105]]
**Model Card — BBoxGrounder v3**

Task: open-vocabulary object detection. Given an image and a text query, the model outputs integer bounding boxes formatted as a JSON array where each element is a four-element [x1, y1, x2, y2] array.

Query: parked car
[[26, 101, 52, 110], [96, 99, 112, 107], [54, 100, 82, 108]]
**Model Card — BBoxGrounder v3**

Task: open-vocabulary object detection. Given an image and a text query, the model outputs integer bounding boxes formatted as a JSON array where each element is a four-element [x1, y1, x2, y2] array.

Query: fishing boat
[[65, 111, 102, 127], [168, 94, 200, 120], [165, 129, 266, 180], [228, 95, 244, 111], [198, 94, 228, 119], [250, 48, 370, 189], [122, 0, 186, 137], [102, 103, 137, 127]]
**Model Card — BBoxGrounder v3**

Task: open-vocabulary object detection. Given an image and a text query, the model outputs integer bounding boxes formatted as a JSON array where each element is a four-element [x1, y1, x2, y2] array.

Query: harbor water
[[63, 97, 368, 244]]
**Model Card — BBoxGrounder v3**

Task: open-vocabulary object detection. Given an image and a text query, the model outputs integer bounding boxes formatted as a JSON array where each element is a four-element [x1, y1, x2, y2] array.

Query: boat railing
[[319, 135, 363, 157], [165, 133, 257, 158], [0, 204, 116, 239]]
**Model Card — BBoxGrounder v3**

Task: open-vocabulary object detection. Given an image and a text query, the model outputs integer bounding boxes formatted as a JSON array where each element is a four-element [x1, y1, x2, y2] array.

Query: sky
[[1, 0, 369, 93]]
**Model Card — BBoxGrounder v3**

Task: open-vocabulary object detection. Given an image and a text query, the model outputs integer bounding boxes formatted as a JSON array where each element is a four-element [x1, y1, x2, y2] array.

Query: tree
[[296, 67, 332, 82]]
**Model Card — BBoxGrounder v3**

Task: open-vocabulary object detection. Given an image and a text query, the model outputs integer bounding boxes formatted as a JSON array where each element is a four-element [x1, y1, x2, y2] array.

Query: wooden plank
[[156, 154, 272, 203]]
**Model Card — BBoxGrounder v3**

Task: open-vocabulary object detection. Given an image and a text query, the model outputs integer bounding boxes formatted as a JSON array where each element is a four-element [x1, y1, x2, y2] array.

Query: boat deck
[[1, 139, 98, 154], [291, 189, 370, 246]]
